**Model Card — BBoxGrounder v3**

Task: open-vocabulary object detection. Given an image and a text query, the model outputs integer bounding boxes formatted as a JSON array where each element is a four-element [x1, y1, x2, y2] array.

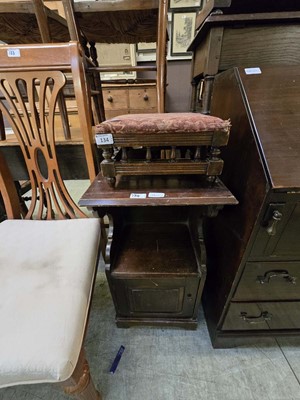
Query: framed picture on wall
[[171, 11, 196, 56], [169, 0, 201, 9], [136, 42, 157, 53]]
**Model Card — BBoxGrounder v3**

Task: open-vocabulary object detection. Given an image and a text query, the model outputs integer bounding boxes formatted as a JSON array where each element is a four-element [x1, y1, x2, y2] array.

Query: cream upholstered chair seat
[[0, 218, 100, 389]]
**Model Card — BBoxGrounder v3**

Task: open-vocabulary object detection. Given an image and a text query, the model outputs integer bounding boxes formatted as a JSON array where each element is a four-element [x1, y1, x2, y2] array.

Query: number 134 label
[[95, 133, 114, 145]]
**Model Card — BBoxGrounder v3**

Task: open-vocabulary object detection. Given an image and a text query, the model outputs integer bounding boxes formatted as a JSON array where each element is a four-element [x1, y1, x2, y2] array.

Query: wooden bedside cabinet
[[79, 175, 237, 329]]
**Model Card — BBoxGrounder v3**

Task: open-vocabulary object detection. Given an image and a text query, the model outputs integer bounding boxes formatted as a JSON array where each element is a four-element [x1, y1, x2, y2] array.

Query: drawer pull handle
[[240, 311, 272, 324], [107, 95, 113, 103], [266, 210, 282, 236], [143, 94, 149, 101], [257, 269, 297, 285]]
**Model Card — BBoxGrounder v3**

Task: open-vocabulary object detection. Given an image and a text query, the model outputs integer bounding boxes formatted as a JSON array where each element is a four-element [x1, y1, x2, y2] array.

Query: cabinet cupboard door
[[111, 277, 200, 318], [250, 201, 300, 258]]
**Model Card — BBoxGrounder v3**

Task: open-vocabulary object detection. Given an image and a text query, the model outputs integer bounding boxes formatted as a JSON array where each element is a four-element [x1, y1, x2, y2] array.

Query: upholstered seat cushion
[[95, 112, 230, 135], [0, 218, 100, 388]]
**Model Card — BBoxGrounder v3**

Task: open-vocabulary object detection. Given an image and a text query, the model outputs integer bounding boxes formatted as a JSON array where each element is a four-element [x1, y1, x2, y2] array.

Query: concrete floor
[[1, 181, 300, 400]]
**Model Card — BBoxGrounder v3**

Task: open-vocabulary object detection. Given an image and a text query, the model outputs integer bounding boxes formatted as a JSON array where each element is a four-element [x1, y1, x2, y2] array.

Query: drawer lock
[[266, 210, 282, 236]]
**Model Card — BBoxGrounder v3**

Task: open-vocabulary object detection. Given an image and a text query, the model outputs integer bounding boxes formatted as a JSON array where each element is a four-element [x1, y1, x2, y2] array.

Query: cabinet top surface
[[79, 174, 237, 208], [190, 1, 300, 51], [235, 65, 300, 190]]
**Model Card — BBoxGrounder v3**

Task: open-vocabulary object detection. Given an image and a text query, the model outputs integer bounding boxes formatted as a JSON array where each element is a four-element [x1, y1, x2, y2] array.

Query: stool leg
[[62, 348, 102, 400], [100, 146, 116, 188]]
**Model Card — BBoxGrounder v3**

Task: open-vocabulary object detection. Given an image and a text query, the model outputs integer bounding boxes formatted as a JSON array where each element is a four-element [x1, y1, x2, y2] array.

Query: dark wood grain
[[105, 206, 206, 328], [195, 0, 300, 30], [237, 66, 300, 190], [203, 66, 300, 347], [79, 174, 237, 207], [233, 261, 300, 301]]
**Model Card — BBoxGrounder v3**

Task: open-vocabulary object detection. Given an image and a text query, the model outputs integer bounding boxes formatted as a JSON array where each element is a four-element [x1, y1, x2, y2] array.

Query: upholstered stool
[[95, 113, 231, 187], [0, 218, 100, 392]]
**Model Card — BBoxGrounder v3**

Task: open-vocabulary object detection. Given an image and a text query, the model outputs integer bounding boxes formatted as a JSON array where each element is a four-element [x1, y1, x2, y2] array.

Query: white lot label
[[130, 193, 147, 199], [148, 192, 165, 198], [7, 49, 20, 58], [244, 67, 262, 75], [95, 133, 114, 145]]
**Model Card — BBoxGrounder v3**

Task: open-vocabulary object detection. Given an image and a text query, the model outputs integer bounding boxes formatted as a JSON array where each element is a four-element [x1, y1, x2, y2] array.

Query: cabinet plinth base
[[115, 316, 198, 330]]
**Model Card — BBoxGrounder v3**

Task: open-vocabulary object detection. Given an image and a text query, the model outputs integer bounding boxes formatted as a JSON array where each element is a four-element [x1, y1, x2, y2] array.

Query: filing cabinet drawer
[[222, 302, 300, 331], [234, 261, 300, 301]]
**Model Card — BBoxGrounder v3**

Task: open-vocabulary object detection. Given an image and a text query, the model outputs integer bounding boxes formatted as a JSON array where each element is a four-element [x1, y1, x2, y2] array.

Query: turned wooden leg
[[62, 348, 102, 400], [100, 146, 116, 188]]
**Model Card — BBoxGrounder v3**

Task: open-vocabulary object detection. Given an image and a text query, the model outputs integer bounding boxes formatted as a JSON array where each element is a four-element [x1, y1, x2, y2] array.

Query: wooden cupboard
[[188, 1, 300, 114], [79, 174, 237, 328]]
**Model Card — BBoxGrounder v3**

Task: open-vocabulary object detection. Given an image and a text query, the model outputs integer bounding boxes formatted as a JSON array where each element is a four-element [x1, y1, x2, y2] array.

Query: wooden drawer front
[[250, 201, 300, 259], [222, 302, 300, 331], [102, 88, 128, 111], [128, 87, 157, 111], [234, 262, 300, 301], [111, 277, 201, 318]]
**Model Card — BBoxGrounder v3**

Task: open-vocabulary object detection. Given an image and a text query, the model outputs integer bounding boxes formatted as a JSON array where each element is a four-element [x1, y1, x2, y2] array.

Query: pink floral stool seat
[[95, 113, 231, 187]]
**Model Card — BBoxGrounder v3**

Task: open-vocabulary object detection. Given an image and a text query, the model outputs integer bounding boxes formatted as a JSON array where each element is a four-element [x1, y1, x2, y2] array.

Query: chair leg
[[62, 348, 102, 400]]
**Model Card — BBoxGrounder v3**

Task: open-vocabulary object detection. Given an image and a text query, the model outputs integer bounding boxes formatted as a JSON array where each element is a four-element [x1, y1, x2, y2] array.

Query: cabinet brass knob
[[107, 95, 113, 103], [143, 94, 149, 101]]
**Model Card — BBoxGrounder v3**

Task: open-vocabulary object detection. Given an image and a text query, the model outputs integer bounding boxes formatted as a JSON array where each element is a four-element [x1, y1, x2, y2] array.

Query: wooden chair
[[0, 45, 103, 399], [0, 150, 101, 399], [0, 41, 97, 182]]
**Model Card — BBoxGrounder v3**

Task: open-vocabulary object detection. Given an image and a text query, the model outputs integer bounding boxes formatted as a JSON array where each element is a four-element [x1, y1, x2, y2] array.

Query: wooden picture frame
[[169, 0, 201, 9], [171, 11, 196, 56]]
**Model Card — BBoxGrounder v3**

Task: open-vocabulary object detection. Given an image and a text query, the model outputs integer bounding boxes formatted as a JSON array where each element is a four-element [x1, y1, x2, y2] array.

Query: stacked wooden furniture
[[0, 0, 169, 182], [79, 112, 237, 328], [63, 0, 168, 114], [203, 65, 300, 347], [0, 0, 101, 182], [188, 0, 300, 113]]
